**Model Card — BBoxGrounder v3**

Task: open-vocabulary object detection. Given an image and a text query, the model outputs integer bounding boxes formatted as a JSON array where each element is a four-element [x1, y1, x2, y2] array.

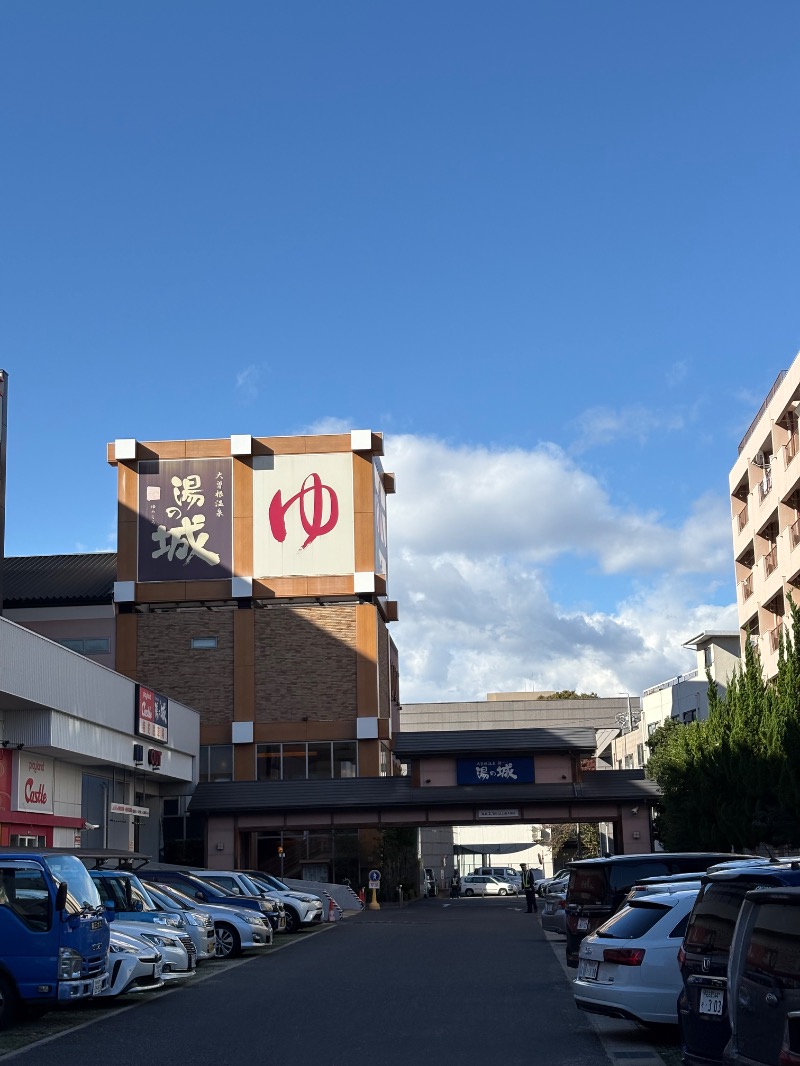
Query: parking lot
[[0, 895, 681, 1066]]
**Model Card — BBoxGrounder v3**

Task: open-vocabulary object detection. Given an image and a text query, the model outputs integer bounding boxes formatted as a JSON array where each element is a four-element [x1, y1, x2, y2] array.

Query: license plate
[[699, 989, 724, 1015], [578, 959, 599, 980], [577, 917, 589, 931], [91, 920, 103, 931], [154, 961, 163, 979], [92, 976, 104, 996]]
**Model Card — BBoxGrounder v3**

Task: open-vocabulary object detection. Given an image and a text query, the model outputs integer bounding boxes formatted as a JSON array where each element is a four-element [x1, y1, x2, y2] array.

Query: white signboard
[[252, 454, 355, 578], [476, 808, 520, 819], [15, 753, 54, 815], [110, 803, 150, 818]]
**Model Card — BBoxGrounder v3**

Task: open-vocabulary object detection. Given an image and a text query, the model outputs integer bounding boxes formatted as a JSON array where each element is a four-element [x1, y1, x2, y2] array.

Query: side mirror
[[104, 901, 116, 923], [55, 882, 68, 912]]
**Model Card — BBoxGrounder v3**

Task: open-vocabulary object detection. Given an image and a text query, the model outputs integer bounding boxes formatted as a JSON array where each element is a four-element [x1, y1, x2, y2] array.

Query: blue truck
[[0, 850, 110, 1027]]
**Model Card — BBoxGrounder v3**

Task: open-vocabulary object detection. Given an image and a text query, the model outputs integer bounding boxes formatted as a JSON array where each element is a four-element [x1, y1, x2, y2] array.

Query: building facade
[[106, 430, 399, 875], [730, 353, 800, 676]]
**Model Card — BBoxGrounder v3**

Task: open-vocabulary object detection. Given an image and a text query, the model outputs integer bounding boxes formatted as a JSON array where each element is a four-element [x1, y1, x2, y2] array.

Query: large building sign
[[252, 453, 355, 578], [135, 684, 169, 743], [14, 753, 54, 814], [456, 757, 535, 785], [137, 458, 233, 582]]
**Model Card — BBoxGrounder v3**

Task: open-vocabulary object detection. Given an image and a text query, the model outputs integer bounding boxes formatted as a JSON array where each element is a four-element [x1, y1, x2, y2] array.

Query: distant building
[[730, 352, 800, 677]]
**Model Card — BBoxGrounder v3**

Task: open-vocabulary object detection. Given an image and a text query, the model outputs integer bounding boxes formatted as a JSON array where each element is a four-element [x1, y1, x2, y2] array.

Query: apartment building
[[730, 353, 800, 677]]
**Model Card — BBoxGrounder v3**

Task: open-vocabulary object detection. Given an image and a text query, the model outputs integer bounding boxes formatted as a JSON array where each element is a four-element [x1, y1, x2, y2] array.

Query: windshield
[[596, 900, 672, 939], [154, 883, 197, 908], [44, 855, 102, 913]]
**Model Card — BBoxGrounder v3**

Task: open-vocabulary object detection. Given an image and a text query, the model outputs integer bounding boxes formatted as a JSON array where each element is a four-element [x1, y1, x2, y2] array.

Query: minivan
[[678, 859, 800, 1066], [564, 852, 747, 967], [478, 867, 522, 891], [726, 885, 800, 1066]]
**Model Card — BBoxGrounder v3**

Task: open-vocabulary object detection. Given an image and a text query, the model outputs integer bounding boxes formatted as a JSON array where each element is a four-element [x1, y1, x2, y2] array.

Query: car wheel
[[464, 889, 475, 896], [284, 907, 300, 934], [215, 922, 242, 959], [0, 974, 18, 1030]]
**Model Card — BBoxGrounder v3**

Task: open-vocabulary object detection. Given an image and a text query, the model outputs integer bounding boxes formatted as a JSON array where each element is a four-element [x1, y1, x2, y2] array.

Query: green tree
[[646, 597, 800, 851], [540, 690, 599, 700]]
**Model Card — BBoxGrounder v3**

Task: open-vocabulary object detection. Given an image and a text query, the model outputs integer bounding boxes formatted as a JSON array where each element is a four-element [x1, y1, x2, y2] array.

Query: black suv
[[564, 852, 746, 967], [678, 858, 800, 1066]]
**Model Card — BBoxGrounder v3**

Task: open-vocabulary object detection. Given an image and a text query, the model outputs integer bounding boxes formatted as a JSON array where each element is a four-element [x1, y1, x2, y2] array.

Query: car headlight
[[239, 912, 263, 926], [110, 942, 140, 955], [259, 899, 277, 912], [191, 912, 212, 927], [139, 933, 176, 948], [153, 914, 183, 929], [58, 947, 83, 979]]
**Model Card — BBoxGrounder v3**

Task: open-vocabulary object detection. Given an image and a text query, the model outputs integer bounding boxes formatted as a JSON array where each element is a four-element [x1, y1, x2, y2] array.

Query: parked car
[[726, 884, 800, 1066], [477, 867, 522, 892], [564, 852, 747, 967], [573, 888, 699, 1027], [624, 873, 703, 904], [141, 868, 285, 934], [142, 879, 273, 958], [238, 870, 325, 933], [678, 859, 800, 1066], [99, 929, 164, 998], [460, 874, 516, 896], [541, 891, 567, 936], [139, 882, 218, 960], [537, 868, 570, 897], [110, 919, 196, 980]]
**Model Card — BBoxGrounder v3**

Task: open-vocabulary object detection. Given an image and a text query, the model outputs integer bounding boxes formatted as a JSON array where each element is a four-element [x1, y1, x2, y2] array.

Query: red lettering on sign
[[24, 779, 47, 805], [268, 473, 339, 549]]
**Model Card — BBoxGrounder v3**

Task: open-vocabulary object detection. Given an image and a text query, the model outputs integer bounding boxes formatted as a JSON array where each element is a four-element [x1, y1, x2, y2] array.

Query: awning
[[453, 842, 532, 856]]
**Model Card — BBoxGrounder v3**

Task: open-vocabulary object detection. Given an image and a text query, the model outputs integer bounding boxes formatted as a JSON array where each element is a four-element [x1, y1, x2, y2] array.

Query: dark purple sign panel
[[137, 458, 233, 582]]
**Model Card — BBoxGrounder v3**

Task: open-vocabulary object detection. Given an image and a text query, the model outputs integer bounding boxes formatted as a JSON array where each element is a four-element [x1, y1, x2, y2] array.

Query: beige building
[[730, 353, 800, 676]]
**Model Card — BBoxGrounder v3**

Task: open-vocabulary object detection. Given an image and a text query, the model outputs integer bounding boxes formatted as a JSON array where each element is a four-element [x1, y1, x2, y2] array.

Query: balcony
[[793, 518, 800, 549], [759, 473, 773, 501], [740, 574, 753, 601], [737, 504, 749, 532], [764, 545, 778, 577], [768, 624, 784, 652], [786, 433, 799, 467]]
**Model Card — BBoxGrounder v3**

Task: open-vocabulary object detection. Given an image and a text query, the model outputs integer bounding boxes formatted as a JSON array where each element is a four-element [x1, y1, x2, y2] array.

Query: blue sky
[[3, 2, 800, 701]]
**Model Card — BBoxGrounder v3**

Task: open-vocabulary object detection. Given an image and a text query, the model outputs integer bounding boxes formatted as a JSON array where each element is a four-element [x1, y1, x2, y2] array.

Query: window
[[704, 646, 713, 669], [744, 902, 800, 990], [0, 865, 51, 931], [199, 745, 234, 783], [594, 901, 670, 940], [684, 709, 697, 723], [647, 722, 658, 737], [636, 743, 644, 766], [191, 636, 218, 649], [256, 741, 358, 781], [624, 754, 634, 769], [58, 637, 110, 655]]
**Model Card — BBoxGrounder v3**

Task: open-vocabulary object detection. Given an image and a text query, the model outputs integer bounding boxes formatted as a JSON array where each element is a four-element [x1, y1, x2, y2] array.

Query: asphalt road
[[0, 898, 678, 1066]]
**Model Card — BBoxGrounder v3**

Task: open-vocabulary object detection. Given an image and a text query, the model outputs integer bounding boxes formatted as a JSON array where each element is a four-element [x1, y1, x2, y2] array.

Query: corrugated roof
[[393, 727, 598, 757], [188, 770, 659, 814], [3, 553, 116, 606]]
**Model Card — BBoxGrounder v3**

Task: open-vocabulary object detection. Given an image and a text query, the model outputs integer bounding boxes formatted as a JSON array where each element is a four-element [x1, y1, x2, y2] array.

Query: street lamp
[[615, 693, 642, 734]]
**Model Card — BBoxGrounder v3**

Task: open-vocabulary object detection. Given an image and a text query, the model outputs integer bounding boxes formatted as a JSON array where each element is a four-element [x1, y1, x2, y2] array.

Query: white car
[[242, 871, 326, 933], [112, 919, 197, 982], [142, 879, 273, 958], [460, 874, 517, 896], [100, 929, 164, 997], [573, 888, 699, 1026]]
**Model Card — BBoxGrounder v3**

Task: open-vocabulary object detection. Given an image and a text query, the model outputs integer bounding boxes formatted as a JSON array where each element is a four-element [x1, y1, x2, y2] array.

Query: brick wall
[[254, 605, 357, 723], [137, 612, 234, 726]]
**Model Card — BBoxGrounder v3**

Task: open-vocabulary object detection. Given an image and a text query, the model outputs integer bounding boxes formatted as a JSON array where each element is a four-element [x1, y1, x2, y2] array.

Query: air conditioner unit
[[754, 452, 767, 468]]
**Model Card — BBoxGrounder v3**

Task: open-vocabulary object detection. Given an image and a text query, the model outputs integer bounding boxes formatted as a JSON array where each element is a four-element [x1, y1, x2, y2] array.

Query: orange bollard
[[327, 897, 337, 922], [358, 887, 365, 904]]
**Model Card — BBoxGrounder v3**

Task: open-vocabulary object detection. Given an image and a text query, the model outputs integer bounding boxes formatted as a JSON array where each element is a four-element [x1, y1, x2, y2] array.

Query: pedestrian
[[520, 863, 538, 913], [449, 870, 461, 899]]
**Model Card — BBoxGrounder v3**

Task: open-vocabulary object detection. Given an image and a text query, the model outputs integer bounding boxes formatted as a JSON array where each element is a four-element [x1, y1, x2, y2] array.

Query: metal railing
[[738, 369, 788, 454], [643, 668, 700, 697], [786, 433, 799, 466], [741, 574, 753, 600], [764, 545, 778, 577], [737, 504, 749, 532], [792, 518, 800, 549], [769, 624, 783, 652], [759, 473, 773, 501]]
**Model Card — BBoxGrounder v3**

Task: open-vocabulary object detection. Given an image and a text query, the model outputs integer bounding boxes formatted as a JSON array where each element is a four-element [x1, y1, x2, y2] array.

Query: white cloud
[[384, 434, 738, 703], [235, 365, 261, 402], [569, 405, 685, 453]]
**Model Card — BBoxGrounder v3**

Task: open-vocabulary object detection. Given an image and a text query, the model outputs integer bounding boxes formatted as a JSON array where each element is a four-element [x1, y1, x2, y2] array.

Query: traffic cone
[[358, 887, 365, 904], [328, 897, 337, 922]]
